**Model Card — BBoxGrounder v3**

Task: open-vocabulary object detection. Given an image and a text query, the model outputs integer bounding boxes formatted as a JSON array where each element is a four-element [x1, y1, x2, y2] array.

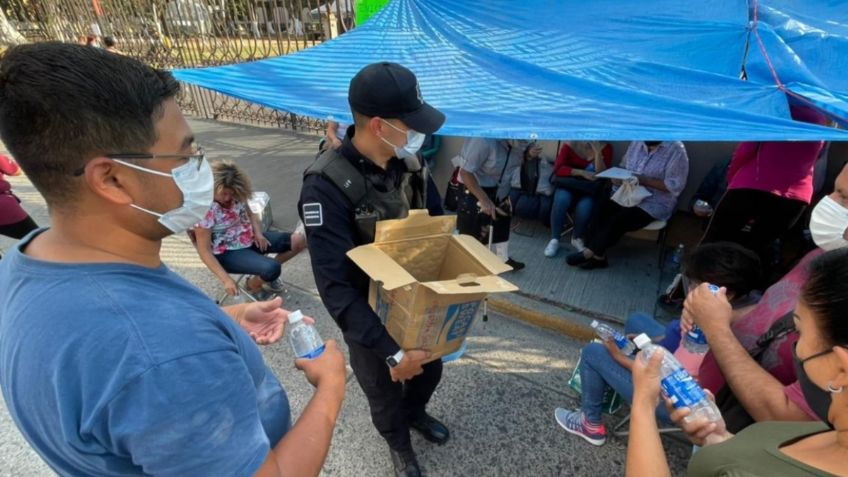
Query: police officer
[[298, 63, 447, 477]]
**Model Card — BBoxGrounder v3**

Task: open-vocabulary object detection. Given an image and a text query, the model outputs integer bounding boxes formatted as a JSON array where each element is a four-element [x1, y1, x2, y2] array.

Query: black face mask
[[792, 343, 836, 429]]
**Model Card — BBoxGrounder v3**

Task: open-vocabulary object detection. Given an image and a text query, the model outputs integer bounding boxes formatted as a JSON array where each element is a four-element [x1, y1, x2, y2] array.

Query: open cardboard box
[[347, 210, 518, 360]]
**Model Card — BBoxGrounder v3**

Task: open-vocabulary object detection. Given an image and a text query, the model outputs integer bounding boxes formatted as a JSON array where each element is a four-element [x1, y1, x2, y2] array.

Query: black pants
[[346, 339, 443, 453], [425, 174, 444, 216], [702, 188, 807, 249], [701, 188, 806, 270], [585, 198, 654, 256], [0, 215, 37, 240]]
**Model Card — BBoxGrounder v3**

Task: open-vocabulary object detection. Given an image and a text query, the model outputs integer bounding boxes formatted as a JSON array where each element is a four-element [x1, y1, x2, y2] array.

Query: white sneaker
[[544, 239, 559, 257], [571, 238, 586, 252]]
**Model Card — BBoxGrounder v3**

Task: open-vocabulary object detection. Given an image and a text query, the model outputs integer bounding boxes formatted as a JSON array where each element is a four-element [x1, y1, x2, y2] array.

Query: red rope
[[749, 0, 847, 124]]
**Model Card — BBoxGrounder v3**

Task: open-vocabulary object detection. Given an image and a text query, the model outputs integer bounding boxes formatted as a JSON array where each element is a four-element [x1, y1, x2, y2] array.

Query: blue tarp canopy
[[174, 0, 848, 141]]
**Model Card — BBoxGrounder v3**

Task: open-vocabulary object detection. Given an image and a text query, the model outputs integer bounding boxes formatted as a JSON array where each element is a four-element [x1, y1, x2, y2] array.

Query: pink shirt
[[727, 140, 824, 203], [726, 106, 828, 204], [674, 337, 706, 381], [698, 249, 824, 419], [0, 155, 28, 226]]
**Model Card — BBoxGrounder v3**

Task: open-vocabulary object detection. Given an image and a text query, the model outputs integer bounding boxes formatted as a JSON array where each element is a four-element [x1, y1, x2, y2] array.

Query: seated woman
[[546, 141, 612, 257], [554, 242, 761, 446], [508, 146, 555, 226], [194, 161, 306, 300], [627, 248, 848, 477], [567, 141, 689, 269]]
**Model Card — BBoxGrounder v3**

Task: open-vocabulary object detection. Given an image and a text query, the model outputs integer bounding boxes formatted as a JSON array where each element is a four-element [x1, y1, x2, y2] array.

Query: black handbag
[[444, 166, 461, 212], [520, 156, 540, 194], [550, 175, 602, 195]]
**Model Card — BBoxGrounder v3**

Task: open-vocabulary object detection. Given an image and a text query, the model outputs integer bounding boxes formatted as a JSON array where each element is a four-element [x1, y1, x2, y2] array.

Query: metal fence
[[2, 0, 356, 131]]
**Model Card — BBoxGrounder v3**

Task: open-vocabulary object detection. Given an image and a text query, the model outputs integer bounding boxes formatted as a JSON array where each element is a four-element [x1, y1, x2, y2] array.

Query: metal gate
[[2, 0, 357, 131]]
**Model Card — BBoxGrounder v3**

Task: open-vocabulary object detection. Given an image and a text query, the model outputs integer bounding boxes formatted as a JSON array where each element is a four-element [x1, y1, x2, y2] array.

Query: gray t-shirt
[[459, 138, 524, 200]]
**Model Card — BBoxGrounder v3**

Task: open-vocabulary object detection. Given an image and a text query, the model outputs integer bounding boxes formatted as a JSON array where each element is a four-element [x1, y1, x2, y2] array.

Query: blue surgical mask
[[380, 119, 425, 160]]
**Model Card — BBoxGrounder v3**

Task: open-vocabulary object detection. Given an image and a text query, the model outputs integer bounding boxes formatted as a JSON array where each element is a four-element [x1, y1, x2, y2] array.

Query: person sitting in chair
[[194, 161, 305, 300], [545, 141, 612, 257], [555, 242, 761, 446], [508, 145, 555, 227], [566, 141, 689, 270]]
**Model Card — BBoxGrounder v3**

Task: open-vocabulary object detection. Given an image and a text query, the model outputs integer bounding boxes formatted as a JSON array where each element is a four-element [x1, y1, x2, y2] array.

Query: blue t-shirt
[[0, 230, 290, 476]]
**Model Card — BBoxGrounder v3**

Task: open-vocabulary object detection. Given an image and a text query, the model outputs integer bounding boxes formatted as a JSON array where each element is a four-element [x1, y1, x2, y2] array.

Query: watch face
[[387, 356, 398, 368]]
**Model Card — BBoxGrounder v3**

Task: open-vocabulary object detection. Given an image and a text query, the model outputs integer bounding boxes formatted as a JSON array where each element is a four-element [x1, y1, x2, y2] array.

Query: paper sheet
[[595, 167, 635, 180]]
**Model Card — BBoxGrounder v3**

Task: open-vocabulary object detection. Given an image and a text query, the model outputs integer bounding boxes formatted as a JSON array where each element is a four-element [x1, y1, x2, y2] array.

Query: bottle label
[[686, 327, 708, 346], [613, 332, 630, 351], [661, 368, 707, 408], [298, 344, 326, 360]]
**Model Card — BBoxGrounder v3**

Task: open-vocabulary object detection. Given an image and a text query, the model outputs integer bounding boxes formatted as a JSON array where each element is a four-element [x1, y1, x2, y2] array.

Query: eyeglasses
[[72, 145, 206, 176]]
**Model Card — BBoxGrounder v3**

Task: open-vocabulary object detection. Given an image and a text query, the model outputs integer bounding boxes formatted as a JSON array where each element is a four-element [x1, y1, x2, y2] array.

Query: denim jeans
[[579, 313, 674, 425], [626, 312, 682, 352], [508, 188, 553, 226], [550, 188, 595, 240], [215, 231, 292, 282]]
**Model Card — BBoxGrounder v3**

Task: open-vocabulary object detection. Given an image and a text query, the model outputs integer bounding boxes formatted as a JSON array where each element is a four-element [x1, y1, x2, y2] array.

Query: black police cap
[[348, 62, 445, 134]]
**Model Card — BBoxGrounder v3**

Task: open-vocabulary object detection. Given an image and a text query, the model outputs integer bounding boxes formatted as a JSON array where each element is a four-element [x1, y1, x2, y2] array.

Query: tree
[[0, 8, 26, 45]]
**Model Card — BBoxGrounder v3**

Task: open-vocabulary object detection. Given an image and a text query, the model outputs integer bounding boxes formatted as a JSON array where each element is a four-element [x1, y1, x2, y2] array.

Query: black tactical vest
[[304, 148, 425, 244]]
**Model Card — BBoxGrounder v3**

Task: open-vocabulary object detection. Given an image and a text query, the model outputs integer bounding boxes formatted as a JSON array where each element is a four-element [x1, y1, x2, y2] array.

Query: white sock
[[495, 241, 509, 262]]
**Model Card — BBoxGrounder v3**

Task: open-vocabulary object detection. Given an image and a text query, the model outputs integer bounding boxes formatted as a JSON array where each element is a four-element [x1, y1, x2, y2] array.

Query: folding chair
[[559, 212, 575, 239], [626, 219, 669, 268], [612, 411, 683, 438]]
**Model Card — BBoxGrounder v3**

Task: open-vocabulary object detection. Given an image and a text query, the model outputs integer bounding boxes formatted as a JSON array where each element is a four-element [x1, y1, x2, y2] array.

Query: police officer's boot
[[389, 447, 421, 477]]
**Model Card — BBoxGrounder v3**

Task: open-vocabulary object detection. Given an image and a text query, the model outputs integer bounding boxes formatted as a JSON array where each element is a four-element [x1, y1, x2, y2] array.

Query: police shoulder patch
[[302, 203, 323, 227]]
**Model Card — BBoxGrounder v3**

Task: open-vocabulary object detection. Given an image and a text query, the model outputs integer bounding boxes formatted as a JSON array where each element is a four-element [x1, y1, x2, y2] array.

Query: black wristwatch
[[386, 350, 405, 368]]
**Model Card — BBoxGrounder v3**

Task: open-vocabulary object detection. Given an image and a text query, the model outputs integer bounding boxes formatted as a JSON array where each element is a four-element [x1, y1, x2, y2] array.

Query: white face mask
[[114, 157, 214, 233], [810, 195, 848, 251], [379, 119, 425, 160]]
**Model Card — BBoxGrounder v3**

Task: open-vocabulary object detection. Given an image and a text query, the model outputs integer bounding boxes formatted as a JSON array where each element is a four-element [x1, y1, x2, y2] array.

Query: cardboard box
[[347, 210, 518, 359]]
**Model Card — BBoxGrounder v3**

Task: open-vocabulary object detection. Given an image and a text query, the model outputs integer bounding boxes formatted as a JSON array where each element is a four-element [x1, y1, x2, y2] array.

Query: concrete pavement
[[0, 119, 691, 476]]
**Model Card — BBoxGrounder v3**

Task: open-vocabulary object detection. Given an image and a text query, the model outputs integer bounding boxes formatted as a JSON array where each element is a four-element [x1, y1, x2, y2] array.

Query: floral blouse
[[197, 200, 254, 255]]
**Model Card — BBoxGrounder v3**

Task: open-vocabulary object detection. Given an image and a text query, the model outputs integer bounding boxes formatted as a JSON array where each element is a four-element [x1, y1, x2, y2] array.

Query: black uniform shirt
[[298, 127, 406, 358]]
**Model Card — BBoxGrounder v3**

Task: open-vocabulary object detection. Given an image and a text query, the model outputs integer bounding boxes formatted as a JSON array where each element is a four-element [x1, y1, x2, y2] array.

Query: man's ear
[[369, 116, 385, 137], [83, 157, 136, 206]]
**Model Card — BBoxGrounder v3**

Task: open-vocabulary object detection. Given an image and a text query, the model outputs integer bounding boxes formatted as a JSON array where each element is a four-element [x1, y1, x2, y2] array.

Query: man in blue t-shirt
[[0, 43, 346, 477]]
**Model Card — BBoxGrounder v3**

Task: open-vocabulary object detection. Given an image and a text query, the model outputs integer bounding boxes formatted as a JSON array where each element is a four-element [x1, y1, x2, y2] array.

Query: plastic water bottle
[[683, 284, 720, 354], [671, 244, 685, 265], [633, 334, 721, 423], [591, 320, 635, 355], [287, 310, 325, 359], [230, 292, 247, 305]]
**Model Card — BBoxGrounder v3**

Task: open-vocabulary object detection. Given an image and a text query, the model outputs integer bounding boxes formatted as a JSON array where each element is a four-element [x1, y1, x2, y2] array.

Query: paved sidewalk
[[0, 120, 691, 476]]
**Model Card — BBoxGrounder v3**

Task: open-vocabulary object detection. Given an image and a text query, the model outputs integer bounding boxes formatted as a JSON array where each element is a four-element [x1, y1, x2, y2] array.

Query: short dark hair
[[801, 248, 848, 346], [352, 110, 370, 129], [0, 42, 180, 206], [682, 242, 762, 298], [103, 36, 117, 48]]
